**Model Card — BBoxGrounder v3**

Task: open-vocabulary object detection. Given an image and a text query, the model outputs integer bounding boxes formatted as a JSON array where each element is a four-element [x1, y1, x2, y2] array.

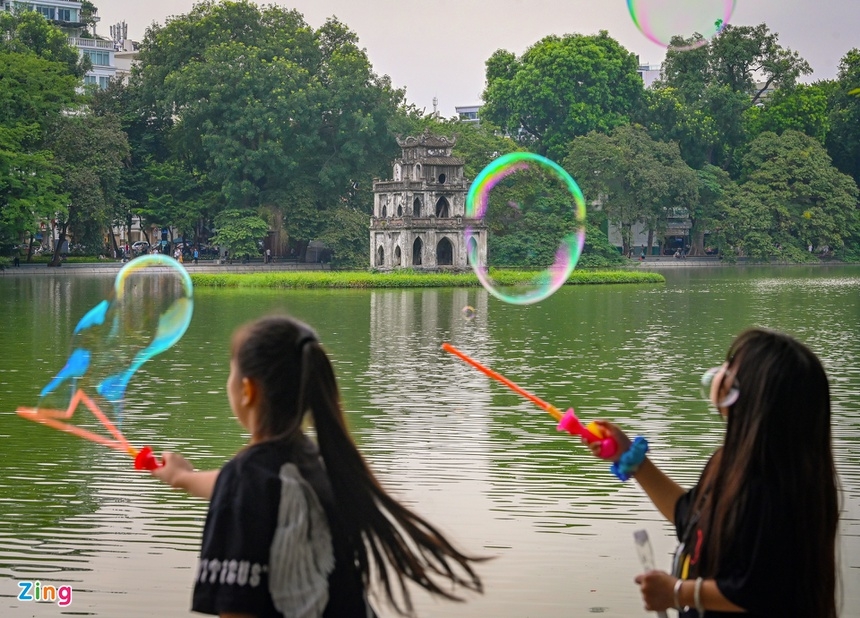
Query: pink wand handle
[[557, 409, 618, 459]]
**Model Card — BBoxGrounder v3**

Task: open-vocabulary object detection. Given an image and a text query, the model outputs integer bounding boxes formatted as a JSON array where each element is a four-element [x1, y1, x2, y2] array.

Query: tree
[[481, 31, 644, 160], [654, 23, 812, 173], [209, 209, 269, 259], [0, 10, 90, 77], [564, 125, 698, 256], [736, 130, 859, 259], [46, 113, 130, 266], [744, 83, 832, 144], [0, 49, 78, 252], [130, 1, 404, 267], [826, 49, 860, 189]]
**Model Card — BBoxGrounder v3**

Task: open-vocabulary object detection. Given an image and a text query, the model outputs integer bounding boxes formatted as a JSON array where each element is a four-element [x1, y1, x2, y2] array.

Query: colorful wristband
[[610, 436, 648, 481]]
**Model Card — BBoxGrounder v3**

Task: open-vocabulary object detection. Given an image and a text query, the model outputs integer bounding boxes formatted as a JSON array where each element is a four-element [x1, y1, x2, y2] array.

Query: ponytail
[[302, 343, 484, 614], [233, 315, 484, 615]]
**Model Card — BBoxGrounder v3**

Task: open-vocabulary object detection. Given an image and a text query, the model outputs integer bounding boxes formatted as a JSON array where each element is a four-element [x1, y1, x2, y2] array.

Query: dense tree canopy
[[734, 131, 859, 260], [127, 0, 403, 265], [651, 23, 811, 173], [481, 31, 644, 160], [564, 125, 698, 256]]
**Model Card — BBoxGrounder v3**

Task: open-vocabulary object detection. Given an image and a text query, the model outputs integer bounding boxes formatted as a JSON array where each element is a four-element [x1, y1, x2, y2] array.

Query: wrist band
[[694, 576, 704, 613], [673, 578, 684, 611], [610, 436, 648, 481]]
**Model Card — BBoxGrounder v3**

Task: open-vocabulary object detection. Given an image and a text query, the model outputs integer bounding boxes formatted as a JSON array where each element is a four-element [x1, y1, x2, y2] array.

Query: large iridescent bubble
[[464, 152, 586, 305], [627, 0, 735, 51], [38, 254, 194, 419]]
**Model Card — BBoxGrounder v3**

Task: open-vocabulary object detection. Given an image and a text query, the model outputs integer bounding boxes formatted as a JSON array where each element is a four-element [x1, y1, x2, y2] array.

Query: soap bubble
[[464, 152, 586, 305], [37, 254, 194, 420], [627, 0, 735, 51]]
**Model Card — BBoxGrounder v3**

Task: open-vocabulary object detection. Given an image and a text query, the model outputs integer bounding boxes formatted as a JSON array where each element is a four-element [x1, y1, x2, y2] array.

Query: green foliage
[[825, 49, 860, 188], [564, 125, 698, 255], [129, 0, 404, 264], [735, 130, 859, 257], [578, 223, 626, 268], [654, 23, 811, 173], [189, 269, 664, 289], [0, 43, 78, 248], [481, 31, 644, 160], [0, 10, 90, 77], [209, 209, 270, 257], [744, 83, 831, 144], [46, 113, 130, 264]]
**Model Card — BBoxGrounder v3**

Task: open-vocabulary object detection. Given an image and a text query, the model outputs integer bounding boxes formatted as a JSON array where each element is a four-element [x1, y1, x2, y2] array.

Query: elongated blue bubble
[[38, 254, 194, 417]]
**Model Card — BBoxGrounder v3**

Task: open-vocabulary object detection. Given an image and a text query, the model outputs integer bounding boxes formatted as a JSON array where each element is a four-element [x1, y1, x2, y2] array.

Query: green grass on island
[[190, 269, 665, 289]]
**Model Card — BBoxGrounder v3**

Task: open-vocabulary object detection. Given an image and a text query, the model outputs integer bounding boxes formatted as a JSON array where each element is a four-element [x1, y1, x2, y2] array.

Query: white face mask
[[700, 365, 740, 408]]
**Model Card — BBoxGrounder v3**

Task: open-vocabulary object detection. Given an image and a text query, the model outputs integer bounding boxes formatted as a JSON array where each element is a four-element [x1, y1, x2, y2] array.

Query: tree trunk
[[690, 228, 706, 256], [26, 232, 36, 263], [646, 228, 655, 257], [49, 224, 68, 267]]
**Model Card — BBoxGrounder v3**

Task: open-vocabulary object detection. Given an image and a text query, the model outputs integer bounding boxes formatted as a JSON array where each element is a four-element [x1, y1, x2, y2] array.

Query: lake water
[[0, 266, 858, 617]]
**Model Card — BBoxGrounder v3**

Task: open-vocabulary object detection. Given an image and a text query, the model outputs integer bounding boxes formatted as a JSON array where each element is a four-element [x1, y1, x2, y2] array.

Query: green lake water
[[0, 266, 858, 617]]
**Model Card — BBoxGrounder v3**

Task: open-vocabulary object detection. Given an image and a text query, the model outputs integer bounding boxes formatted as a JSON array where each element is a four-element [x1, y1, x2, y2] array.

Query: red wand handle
[[134, 446, 163, 470]]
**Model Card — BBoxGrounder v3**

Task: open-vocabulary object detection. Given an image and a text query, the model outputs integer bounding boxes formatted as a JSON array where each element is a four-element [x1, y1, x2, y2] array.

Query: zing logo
[[17, 581, 73, 607]]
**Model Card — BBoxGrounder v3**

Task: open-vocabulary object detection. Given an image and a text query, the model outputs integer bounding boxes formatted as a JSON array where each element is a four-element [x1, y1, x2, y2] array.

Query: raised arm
[[589, 421, 685, 523], [151, 452, 220, 500]]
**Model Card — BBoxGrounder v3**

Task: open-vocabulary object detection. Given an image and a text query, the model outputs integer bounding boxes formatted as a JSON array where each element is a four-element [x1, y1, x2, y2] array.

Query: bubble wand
[[442, 343, 617, 457], [17, 389, 162, 470]]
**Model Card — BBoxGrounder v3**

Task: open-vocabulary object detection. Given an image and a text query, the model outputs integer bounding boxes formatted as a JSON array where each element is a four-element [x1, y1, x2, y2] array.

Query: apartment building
[[1, 0, 116, 88]]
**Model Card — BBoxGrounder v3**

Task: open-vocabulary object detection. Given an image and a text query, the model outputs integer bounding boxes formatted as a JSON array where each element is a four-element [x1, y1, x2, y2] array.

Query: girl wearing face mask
[[588, 328, 839, 617]]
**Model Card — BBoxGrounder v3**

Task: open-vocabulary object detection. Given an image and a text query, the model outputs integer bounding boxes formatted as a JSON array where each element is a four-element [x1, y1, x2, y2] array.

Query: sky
[[97, 1, 860, 118]]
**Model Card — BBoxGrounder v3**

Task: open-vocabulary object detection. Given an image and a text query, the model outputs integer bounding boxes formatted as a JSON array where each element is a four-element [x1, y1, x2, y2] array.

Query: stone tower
[[370, 131, 487, 270]]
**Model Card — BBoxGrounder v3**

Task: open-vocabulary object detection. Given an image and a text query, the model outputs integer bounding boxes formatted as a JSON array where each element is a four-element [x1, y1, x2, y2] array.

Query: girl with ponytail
[[153, 315, 484, 617]]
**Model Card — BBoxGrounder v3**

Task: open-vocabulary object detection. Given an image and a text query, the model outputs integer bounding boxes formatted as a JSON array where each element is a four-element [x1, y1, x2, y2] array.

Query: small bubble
[[462, 306, 476, 320]]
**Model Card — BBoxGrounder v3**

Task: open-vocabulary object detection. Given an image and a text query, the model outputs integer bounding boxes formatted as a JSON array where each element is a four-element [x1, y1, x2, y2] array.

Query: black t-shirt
[[191, 436, 371, 617], [673, 478, 794, 618]]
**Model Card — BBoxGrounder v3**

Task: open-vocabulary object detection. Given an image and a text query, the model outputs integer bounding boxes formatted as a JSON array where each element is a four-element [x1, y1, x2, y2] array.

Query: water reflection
[[0, 267, 858, 617]]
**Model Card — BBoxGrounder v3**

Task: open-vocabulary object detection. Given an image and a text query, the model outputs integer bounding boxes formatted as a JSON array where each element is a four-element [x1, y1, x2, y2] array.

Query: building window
[[99, 76, 110, 89], [85, 50, 110, 66], [435, 196, 449, 218], [376, 246, 385, 266], [436, 238, 453, 266], [57, 8, 72, 22], [38, 6, 53, 19], [84, 75, 98, 86], [413, 197, 422, 217], [412, 238, 423, 265]]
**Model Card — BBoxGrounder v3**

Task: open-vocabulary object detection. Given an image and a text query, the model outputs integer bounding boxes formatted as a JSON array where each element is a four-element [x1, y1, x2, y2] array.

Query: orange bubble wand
[[17, 389, 162, 470], [442, 343, 617, 457]]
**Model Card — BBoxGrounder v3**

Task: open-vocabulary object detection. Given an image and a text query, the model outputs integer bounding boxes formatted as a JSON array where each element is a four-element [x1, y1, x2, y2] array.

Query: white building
[[637, 61, 661, 89], [1, 0, 116, 89]]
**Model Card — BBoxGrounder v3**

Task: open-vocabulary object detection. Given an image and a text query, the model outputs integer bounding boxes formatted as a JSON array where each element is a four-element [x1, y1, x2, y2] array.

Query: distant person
[[674, 249, 681, 259], [265, 248, 271, 264], [584, 328, 838, 617], [193, 248, 199, 265], [151, 315, 485, 617]]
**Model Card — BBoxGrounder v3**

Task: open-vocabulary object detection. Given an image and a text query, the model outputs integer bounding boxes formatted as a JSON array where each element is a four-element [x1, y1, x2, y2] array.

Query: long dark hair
[[695, 328, 838, 617], [231, 315, 484, 614]]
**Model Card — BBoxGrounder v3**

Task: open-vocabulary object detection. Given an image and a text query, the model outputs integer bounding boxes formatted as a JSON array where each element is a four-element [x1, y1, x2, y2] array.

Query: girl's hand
[[634, 570, 677, 612], [151, 451, 194, 489], [583, 420, 632, 462]]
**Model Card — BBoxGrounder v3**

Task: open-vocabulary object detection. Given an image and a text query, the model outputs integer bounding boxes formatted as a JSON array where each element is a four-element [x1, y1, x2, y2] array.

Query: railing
[[68, 37, 114, 50]]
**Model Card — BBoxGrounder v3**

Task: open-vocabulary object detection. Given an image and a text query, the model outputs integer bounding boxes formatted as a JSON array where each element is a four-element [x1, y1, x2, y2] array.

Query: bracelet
[[694, 577, 704, 613], [610, 436, 648, 481], [673, 578, 684, 611]]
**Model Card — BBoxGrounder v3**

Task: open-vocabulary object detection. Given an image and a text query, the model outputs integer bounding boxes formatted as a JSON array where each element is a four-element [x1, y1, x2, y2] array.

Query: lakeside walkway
[[1, 259, 331, 276]]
